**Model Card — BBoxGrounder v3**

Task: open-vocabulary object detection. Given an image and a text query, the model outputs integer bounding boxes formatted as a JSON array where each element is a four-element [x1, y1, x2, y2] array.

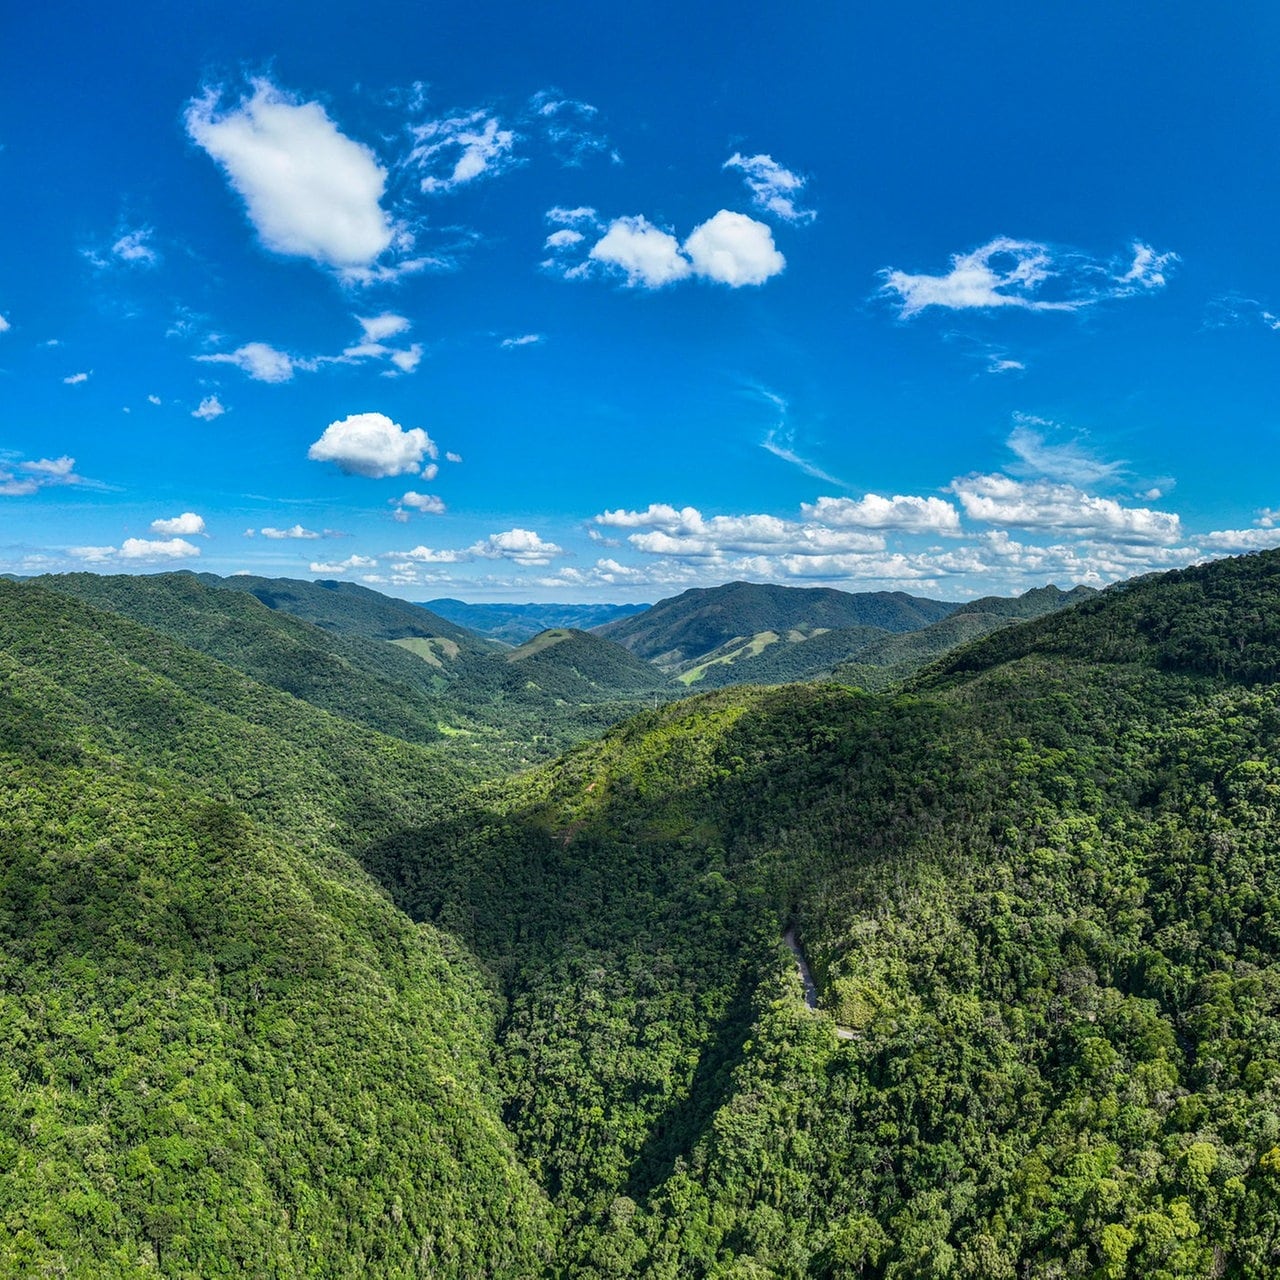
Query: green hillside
[[595, 581, 956, 669], [10, 553, 1280, 1275], [504, 628, 672, 699], [377, 550, 1280, 1276], [0, 577, 554, 1276], [32, 573, 665, 770]]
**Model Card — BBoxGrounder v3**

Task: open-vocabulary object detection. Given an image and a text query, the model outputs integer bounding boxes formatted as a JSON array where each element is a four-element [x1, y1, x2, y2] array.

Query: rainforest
[[3, 553, 1280, 1278]]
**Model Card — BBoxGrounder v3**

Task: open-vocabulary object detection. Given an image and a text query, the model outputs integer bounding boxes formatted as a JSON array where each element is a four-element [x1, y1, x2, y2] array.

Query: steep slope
[[832, 583, 1097, 691], [378, 549, 1280, 1277], [36, 571, 461, 747], [503, 628, 672, 700], [425, 599, 649, 644], [34, 572, 664, 770], [595, 581, 955, 669], [202, 572, 483, 649], [0, 578, 554, 1276]]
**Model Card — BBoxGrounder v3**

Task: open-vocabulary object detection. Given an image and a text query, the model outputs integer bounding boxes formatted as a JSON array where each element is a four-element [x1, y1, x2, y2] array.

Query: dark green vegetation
[[32, 572, 663, 770], [652, 583, 1093, 690], [426, 599, 649, 644], [596, 581, 957, 670], [7, 554, 1280, 1276]]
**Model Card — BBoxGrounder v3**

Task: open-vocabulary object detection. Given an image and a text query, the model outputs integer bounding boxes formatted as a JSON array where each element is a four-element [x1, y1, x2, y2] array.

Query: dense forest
[[5, 553, 1280, 1275]]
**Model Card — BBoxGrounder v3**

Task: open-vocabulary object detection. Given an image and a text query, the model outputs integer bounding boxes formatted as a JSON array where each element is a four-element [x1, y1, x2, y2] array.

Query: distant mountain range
[[424, 598, 648, 643]]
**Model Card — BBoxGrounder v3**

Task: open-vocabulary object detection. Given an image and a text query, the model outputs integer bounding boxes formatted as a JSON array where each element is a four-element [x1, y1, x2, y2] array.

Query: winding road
[[783, 927, 857, 1040]]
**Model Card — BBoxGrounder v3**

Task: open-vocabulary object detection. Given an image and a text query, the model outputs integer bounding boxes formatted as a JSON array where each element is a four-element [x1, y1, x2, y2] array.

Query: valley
[[3, 556, 1280, 1276]]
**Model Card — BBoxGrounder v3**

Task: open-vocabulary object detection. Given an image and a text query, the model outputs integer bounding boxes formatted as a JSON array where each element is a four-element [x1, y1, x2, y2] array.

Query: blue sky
[[3, 1, 1279, 601]]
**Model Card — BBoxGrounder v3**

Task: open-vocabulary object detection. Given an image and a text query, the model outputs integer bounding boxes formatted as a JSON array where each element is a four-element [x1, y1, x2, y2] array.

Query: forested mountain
[[425, 599, 649, 643], [31, 572, 662, 769], [8, 553, 1280, 1276], [503, 628, 672, 700], [595, 581, 956, 669], [0, 577, 555, 1276]]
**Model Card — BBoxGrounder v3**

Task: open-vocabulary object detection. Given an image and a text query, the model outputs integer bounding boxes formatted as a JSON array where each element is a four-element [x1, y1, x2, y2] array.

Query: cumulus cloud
[[308, 412, 436, 478], [200, 316, 423, 382], [950, 473, 1181, 543], [192, 395, 226, 420], [1200, 528, 1280, 550], [881, 236, 1177, 318], [724, 153, 815, 223], [802, 494, 961, 532], [589, 216, 691, 287], [150, 512, 206, 536], [310, 554, 377, 574], [409, 110, 517, 193], [71, 537, 200, 563], [63, 371, 91, 385], [0, 313, 9, 333], [683, 210, 785, 286], [501, 333, 543, 348], [185, 78, 402, 278], [395, 490, 446, 515], [565, 210, 785, 289], [392, 528, 564, 567]]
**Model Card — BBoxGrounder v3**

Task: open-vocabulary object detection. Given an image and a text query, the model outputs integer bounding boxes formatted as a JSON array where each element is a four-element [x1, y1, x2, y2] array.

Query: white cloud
[[63, 371, 91, 385], [147, 394, 162, 405], [530, 91, 613, 165], [111, 228, 159, 266], [396, 491, 446, 515], [76, 537, 202, 562], [474, 529, 564, 564], [802, 494, 961, 532], [684, 210, 785, 286], [150, 512, 206, 536], [950, 473, 1181, 543], [501, 333, 543, 348], [1115, 242, 1178, 291], [185, 78, 400, 277], [391, 528, 563, 568], [988, 356, 1025, 374], [724, 153, 815, 223], [259, 525, 320, 539], [0, 455, 89, 497], [589, 215, 691, 287], [409, 111, 517, 193], [1200, 528, 1280, 550], [546, 205, 599, 226], [0, 314, 9, 333], [193, 395, 226, 420], [358, 313, 410, 342], [881, 236, 1177, 318], [310, 554, 377, 574], [559, 209, 785, 289], [308, 411, 436, 478], [881, 238, 1076, 317], [1006, 416, 1124, 487], [388, 344, 423, 373], [198, 341, 302, 383], [545, 228, 585, 250], [445, 451, 462, 464]]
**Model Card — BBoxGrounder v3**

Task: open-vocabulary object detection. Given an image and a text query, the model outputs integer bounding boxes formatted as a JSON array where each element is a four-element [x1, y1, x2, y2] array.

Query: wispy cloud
[[192, 394, 226, 420], [0, 454, 92, 497], [408, 110, 519, 193], [881, 236, 1177, 318], [724, 153, 815, 223]]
